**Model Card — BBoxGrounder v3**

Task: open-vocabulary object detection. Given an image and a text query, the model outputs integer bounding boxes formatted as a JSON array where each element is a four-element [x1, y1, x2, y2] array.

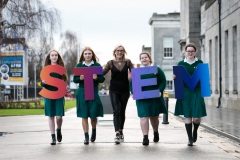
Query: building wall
[[200, 1, 219, 106], [149, 13, 181, 96], [179, 0, 201, 58], [141, 45, 151, 54], [153, 27, 181, 66], [200, 0, 240, 110]]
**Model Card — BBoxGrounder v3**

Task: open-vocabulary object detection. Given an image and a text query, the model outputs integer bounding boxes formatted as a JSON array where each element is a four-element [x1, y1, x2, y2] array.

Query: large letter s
[[39, 65, 67, 99]]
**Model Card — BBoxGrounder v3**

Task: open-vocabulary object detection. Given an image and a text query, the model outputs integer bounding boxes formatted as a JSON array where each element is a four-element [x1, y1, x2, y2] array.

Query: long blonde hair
[[112, 44, 127, 60]]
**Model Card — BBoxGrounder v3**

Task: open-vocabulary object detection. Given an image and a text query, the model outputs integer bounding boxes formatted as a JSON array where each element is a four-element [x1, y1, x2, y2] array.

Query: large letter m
[[173, 63, 210, 99]]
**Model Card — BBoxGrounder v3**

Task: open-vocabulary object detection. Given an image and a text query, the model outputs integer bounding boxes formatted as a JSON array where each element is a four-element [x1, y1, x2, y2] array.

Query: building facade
[[179, 0, 202, 58], [180, 0, 240, 110], [149, 12, 181, 96], [141, 45, 151, 54]]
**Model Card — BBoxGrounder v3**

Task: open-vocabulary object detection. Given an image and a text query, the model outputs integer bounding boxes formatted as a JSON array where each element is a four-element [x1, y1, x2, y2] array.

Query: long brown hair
[[44, 49, 68, 82], [78, 46, 99, 62]]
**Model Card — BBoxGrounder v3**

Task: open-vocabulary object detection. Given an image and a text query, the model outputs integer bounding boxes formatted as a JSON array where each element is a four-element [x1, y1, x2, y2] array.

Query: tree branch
[[0, 0, 9, 8]]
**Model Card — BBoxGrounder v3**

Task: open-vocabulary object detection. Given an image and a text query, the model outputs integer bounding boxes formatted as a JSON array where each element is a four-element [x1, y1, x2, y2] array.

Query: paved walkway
[[0, 98, 239, 159], [168, 98, 240, 143]]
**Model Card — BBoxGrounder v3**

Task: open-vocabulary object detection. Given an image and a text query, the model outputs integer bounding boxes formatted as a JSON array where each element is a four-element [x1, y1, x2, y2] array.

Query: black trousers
[[109, 92, 130, 132]]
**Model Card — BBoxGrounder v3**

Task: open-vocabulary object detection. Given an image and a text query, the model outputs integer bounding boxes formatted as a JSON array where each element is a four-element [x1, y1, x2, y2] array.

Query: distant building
[[148, 12, 181, 96], [141, 45, 151, 54]]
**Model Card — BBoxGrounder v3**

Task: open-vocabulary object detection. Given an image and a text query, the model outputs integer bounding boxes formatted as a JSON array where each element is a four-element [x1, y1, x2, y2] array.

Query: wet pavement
[[168, 98, 240, 143], [0, 98, 239, 159], [204, 106, 240, 140]]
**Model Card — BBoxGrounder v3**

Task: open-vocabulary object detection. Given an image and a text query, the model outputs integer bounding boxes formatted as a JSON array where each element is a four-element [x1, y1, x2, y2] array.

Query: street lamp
[[34, 63, 36, 99], [0, 73, 3, 101]]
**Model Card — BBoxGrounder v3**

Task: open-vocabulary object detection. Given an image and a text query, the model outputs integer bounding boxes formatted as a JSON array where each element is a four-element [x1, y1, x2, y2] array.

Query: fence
[[0, 85, 42, 102]]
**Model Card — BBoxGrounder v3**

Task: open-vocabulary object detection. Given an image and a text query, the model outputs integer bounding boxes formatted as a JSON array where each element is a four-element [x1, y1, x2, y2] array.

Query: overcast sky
[[47, 0, 180, 64]]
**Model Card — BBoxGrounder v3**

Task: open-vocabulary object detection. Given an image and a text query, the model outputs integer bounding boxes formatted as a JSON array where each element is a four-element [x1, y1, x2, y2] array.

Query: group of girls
[[42, 43, 207, 146]]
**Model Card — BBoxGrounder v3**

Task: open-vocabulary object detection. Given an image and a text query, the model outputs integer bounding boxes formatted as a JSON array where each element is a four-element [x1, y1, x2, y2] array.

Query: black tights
[[109, 92, 130, 132]]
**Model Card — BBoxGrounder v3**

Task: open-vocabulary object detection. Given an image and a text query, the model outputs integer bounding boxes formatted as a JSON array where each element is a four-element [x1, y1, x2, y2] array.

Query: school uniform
[[135, 66, 167, 117], [73, 61, 105, 118], [174, 58, 207, 118], [42, 73, 65, 117]]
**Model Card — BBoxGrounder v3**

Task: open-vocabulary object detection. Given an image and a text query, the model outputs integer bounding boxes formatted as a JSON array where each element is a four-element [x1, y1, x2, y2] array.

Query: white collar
[[184, 57, 198, 65], [83, 60, 94, 66], [140, 64, 153, 68]]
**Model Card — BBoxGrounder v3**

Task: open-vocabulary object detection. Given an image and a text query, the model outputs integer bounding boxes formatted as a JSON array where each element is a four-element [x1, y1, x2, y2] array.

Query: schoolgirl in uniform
[[73, 46, 105, 145], [174, 43, 207, 146], [134, 52, 167, 146], [42, 49, 68, 145]]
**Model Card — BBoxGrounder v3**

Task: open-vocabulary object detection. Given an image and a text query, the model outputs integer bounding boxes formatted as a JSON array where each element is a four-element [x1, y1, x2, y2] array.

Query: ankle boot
[[91, 129, 96, 142], [193, 122, 200, 143], [51, 134, 56, 145], [142, 135, 149, 146], [84, 132, 89, 145], [153, 131, 159, 142], [56, 128, 62, 142], [185, 123, 193, 146]]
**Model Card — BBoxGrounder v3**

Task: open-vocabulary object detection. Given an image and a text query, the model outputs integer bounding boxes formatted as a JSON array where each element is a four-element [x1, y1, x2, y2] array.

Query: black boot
[[84, 132, 89, 145], [193, 122, 200, 143], [56, 128, 62, 142], [153, 131, 159, 142], [51, 134, 56, 145], [142, 135, 149, 146], [91, 128, 96, 142], [185, 123, 193, 146]]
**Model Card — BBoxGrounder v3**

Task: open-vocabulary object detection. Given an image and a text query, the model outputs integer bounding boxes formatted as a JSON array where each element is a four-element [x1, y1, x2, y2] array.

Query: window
[[224, 30, 229, 90], [166, 80, 173, 90], [163, 37, 173, 58], [214, 37, 219, 94], [233, 26, 237, 93]]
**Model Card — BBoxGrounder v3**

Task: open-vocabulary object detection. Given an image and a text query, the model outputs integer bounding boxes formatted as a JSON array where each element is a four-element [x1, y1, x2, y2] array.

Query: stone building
[[179, 0, 202, 58], [141, 45, 151, 54], [180, 0, 240, 110], [148, 12, 181, 96]]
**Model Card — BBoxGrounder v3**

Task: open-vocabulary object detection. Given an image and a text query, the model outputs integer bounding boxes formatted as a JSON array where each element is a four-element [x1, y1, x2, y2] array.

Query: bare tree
[[2, 0, 61, 46], [27, 44, 51, 85], [59, 30, 79, 79], [0, 0, 9, 44], [1, 0, 61, 85]]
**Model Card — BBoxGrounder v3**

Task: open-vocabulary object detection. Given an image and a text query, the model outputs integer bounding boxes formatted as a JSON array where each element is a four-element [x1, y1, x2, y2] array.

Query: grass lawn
[[0, 99, 76, 116]]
